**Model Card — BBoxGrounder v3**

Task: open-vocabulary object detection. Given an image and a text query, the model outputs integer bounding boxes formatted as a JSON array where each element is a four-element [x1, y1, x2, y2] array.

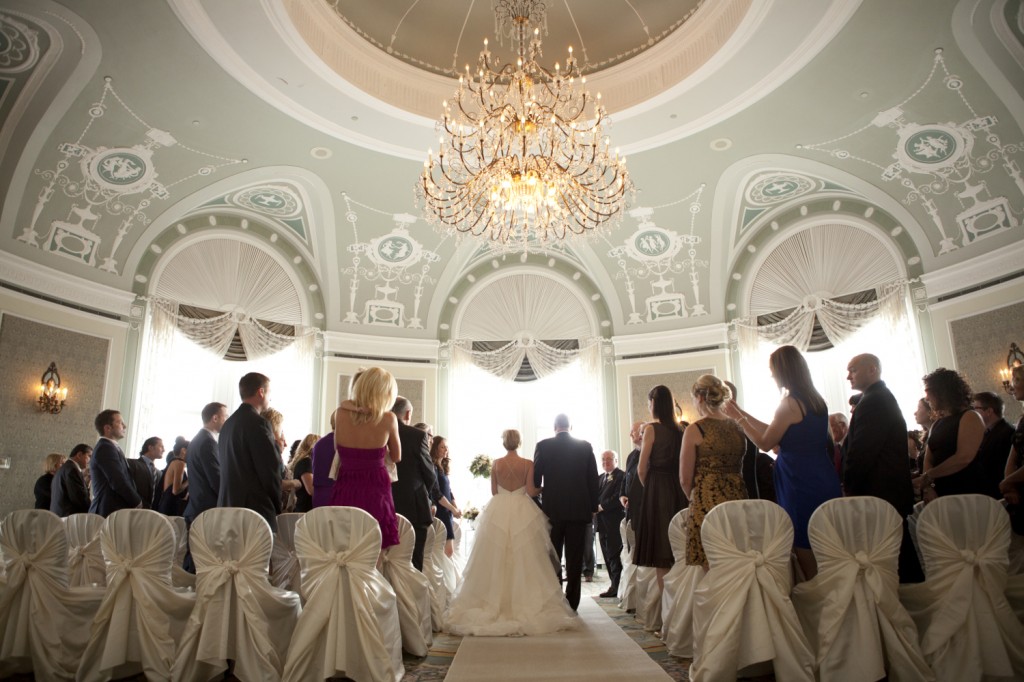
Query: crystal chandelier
[[418, 0, 633, 251]]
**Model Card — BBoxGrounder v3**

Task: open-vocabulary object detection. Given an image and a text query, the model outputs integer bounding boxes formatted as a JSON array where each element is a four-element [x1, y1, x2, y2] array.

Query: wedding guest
[[999, 365, 1024, 535], [51, 444, 92, 517], [596, 450, 625, 598], [828, 412, 848, 476], [155, 436, 189, 516], [392, 395, 437, 570], [89, 409, 142, 516], [310, 408, 339, 509], [725, 380, 775, 502], [413, 422, 434, 450], [972, 391, 1015, 499], [912, 368, 985, 500], [724, 345, 841, 579], [431, 435, 462, 557], [183, 402, 227, 525], [264, 407, 301, 510], [288, 433, 318, 513], [907, 430, 925, 473], [913, 397, 935, 473], [128, 437, 163, 509], [681, 375, 746, 570], [34, 453, 64, 510], [619, 421, 644, 524], [634, 385, 687, 588]]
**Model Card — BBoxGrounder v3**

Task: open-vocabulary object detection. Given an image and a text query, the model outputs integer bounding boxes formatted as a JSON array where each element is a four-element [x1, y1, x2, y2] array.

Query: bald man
[[844, 353, 923, 582]]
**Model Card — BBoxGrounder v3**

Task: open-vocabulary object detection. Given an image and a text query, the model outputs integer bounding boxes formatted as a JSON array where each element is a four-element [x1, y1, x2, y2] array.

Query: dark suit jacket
[[977, 418, 1015, 499], [533, 431, 599, 522], [596, 467, 625, 533], [622, 447, 642, 521], [50, 459, 90, 517], [183, 428, 220, 521], [843, 380, 914, 517], [128, 456, 159, 509], [218, 403, 282, 531], [392, 422, 437, 527], [89, 438, 142, 517]]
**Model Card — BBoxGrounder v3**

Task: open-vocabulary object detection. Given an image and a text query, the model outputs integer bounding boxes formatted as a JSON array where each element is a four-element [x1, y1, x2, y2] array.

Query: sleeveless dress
[[444, 470, 578, 636], [634, 422, 687, 568], [155, 457, 188, 517], [686, 418, 747, 566], [775, 411, 842, 549], [328, 445, 400, 549], [928, 410, 984, 497]]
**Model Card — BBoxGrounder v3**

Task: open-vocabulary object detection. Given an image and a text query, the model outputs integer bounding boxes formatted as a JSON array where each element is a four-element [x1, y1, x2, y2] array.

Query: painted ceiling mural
[[0, 0, 1021, 340]]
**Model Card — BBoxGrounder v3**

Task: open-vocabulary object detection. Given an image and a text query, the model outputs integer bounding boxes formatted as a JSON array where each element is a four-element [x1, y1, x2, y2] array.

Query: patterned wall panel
[[336, 373, 426, 424], [0, 315, 110, 516], [950, 301, 1024, 425], [628, 369, 712, 426]]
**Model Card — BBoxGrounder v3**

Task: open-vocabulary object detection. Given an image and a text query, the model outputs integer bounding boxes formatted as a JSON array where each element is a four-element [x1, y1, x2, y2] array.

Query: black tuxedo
[[533, 431, 599, 610], [218, 403, 282, 532], [50, 459, 90, 517], [88, 437, 142, 517], [128, 456, 159, 509], [844, 379, 923, 582], [392, 421, 437, 570], [184, 428, 220, 522], [596, 467, 625, 593]]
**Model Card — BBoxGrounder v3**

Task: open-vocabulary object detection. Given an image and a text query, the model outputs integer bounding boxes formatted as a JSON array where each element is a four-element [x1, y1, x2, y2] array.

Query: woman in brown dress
[[680, 374, 747, 569]]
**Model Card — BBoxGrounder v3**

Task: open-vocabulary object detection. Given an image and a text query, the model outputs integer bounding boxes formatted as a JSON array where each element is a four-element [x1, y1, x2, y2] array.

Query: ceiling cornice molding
[[919, 237, 1024, 299], [611, 323, 729, 358], [0, 250, 136, 316], [323, 330, 440, 361]]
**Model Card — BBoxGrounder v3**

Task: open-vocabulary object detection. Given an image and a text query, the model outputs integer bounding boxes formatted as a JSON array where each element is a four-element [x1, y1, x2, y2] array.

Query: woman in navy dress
[[430, 436, 461, 557], [723, 345, 841, 579]]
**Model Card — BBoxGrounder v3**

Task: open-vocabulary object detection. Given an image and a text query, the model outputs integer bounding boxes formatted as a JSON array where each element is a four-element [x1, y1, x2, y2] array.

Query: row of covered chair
[[0, 506, 457, 681], [651, 495, 1024, 682]]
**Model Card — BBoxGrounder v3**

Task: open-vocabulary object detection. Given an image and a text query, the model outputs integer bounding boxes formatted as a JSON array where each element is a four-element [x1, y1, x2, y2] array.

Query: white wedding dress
[[444, 466, 579, 637]]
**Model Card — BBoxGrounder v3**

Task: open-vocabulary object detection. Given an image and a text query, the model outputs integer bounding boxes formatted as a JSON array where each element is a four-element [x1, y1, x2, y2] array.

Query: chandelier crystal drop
[[417, 0, 633, 252]]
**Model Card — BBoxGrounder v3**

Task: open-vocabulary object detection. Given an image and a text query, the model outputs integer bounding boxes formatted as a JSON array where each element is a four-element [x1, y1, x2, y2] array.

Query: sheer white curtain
[[134, 299, 319, 454]]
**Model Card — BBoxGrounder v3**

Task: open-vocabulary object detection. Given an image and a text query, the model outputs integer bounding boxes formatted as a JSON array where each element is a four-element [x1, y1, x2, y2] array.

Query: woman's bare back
[[335, 409, 395, 449], [492, 454, 531, 492]]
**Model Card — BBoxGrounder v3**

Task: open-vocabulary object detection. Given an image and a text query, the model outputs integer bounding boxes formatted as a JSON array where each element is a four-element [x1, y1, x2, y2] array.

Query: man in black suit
[[533, 413, 599, 611], [619, 421, 644, 524], [218, 372, 282, 532], [391, 396, 438, 571], [50, 443, 92, 517], [844, 353, 924, 583], [972, 391, 1015, 499], [596, 449, 625, 598], [127, 437, 163, 509], [184, 402, 228, 524], [89, 409, 143, 517]]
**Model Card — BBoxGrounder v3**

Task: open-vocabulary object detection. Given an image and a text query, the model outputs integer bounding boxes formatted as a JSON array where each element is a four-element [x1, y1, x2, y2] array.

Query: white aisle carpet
[[444, 596, 673, 681]]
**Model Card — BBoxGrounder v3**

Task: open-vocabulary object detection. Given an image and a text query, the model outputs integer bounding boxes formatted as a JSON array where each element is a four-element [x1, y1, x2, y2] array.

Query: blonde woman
[[680, 374, 747, 569], [263, 407, 302, 507], [329, 366, 402, 548], [34, 453, 65, 509], [288, 433, 318, 513]]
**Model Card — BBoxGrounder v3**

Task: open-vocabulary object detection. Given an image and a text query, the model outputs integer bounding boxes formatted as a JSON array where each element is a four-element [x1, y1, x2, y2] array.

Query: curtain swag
[[449, 336, 602, 382]]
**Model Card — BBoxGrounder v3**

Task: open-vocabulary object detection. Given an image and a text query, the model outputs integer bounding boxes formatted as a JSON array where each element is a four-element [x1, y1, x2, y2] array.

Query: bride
[[444, 429, 579, 636]]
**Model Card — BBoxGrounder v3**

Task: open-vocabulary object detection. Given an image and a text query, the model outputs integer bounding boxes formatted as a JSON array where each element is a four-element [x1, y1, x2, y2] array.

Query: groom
[[533, 414, 599, 611]]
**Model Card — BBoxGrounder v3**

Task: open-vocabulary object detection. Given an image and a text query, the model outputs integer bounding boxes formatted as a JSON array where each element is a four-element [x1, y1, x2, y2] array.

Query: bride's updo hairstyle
[[350, 366, 398, 425], [502, 429, 521, 451], [691, 374, 730, 409]]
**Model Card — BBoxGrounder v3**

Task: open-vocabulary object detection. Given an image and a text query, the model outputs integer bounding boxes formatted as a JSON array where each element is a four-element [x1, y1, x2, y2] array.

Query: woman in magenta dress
[[328, 366, 402, 549]]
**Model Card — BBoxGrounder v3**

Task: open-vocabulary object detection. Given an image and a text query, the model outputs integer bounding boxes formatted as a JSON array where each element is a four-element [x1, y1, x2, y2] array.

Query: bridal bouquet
[[469, 454, 492, 479], [463, 506, 480, 521]]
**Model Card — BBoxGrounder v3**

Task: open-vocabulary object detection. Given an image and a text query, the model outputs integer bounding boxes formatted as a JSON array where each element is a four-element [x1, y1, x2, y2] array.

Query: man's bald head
[[847, 353, 882, 392]]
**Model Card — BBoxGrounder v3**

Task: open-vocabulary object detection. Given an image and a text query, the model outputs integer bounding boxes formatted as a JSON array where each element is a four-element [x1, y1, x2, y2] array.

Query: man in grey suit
[[218, 373, 282, 531], [391, 396, 438, 571], [50, 443, 92, 517], [183, 402, 228, 524], [89, 409, 143, 517], [533, 413, 599, 611]]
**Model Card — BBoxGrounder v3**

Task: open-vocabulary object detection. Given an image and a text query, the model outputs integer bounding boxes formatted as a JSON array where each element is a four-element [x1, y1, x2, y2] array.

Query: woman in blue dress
[[723, 345, 841, 579]]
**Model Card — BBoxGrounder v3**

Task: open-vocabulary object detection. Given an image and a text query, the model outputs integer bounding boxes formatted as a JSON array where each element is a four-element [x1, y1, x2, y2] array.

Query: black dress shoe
[[599, 589, 617, 598]]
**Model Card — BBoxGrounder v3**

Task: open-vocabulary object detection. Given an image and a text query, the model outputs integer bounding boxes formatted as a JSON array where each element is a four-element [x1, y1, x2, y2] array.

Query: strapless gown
[[444, 485, 579, 636], [328, 444, 400, 549]]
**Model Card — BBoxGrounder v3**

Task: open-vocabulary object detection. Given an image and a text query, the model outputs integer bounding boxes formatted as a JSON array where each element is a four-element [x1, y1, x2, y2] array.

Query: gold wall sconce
[[38, 361, 68, 414], [1000, 342, 1023, 394]]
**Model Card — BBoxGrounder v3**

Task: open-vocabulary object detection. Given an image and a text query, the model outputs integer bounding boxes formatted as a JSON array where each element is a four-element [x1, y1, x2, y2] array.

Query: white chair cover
[[270, 512, 303, 592], [618, 519, 638, 611], [907, 500, 925, 570], [65, 513, 106, 588], [172, 508, 301, 682], [440, 522, 462, 595], [76, 509, 195, 682], [691, 500, 815, 682], [0, 510, 102, 679], [791, 497, 933, 682], [898, 495, 1024, 681], [169, 515, 195, 590], [381, 515, 433, 657], [282, 507, 404, 682], [661, 509, 704, 658], [634, 566, 662, 631], [423, 518, 449, 631]]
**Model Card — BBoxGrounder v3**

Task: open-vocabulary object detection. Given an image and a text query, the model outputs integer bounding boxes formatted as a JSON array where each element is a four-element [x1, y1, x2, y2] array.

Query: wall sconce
[[1000, 342, 1023, 395], [37, 361, 68, 414]]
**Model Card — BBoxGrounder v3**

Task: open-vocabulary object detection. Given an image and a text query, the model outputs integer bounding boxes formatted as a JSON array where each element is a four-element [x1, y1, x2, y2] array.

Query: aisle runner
[[445, 597, 673, 681]]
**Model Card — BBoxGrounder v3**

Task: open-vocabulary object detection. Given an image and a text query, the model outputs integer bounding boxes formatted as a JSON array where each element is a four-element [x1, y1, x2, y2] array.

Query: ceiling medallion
[[417, 0, 634, 253]]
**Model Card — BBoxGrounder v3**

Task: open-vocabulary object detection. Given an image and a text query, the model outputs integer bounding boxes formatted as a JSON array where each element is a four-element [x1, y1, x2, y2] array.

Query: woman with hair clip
[[680, 375, 747, 570], [724, 345, 841, 579], [633, 384, 688, 588]]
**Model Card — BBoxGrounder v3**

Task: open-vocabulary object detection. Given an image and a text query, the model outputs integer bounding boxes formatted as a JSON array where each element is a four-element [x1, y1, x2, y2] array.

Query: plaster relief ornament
[[233, 185, 303, 218], [607, 185, 709, 325], [0, 13, 41, 73], [340, 194, 442, 329], [745, 173, 817, 205], [16, 78, 244, 273], [803, 50, 1022, 255]]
